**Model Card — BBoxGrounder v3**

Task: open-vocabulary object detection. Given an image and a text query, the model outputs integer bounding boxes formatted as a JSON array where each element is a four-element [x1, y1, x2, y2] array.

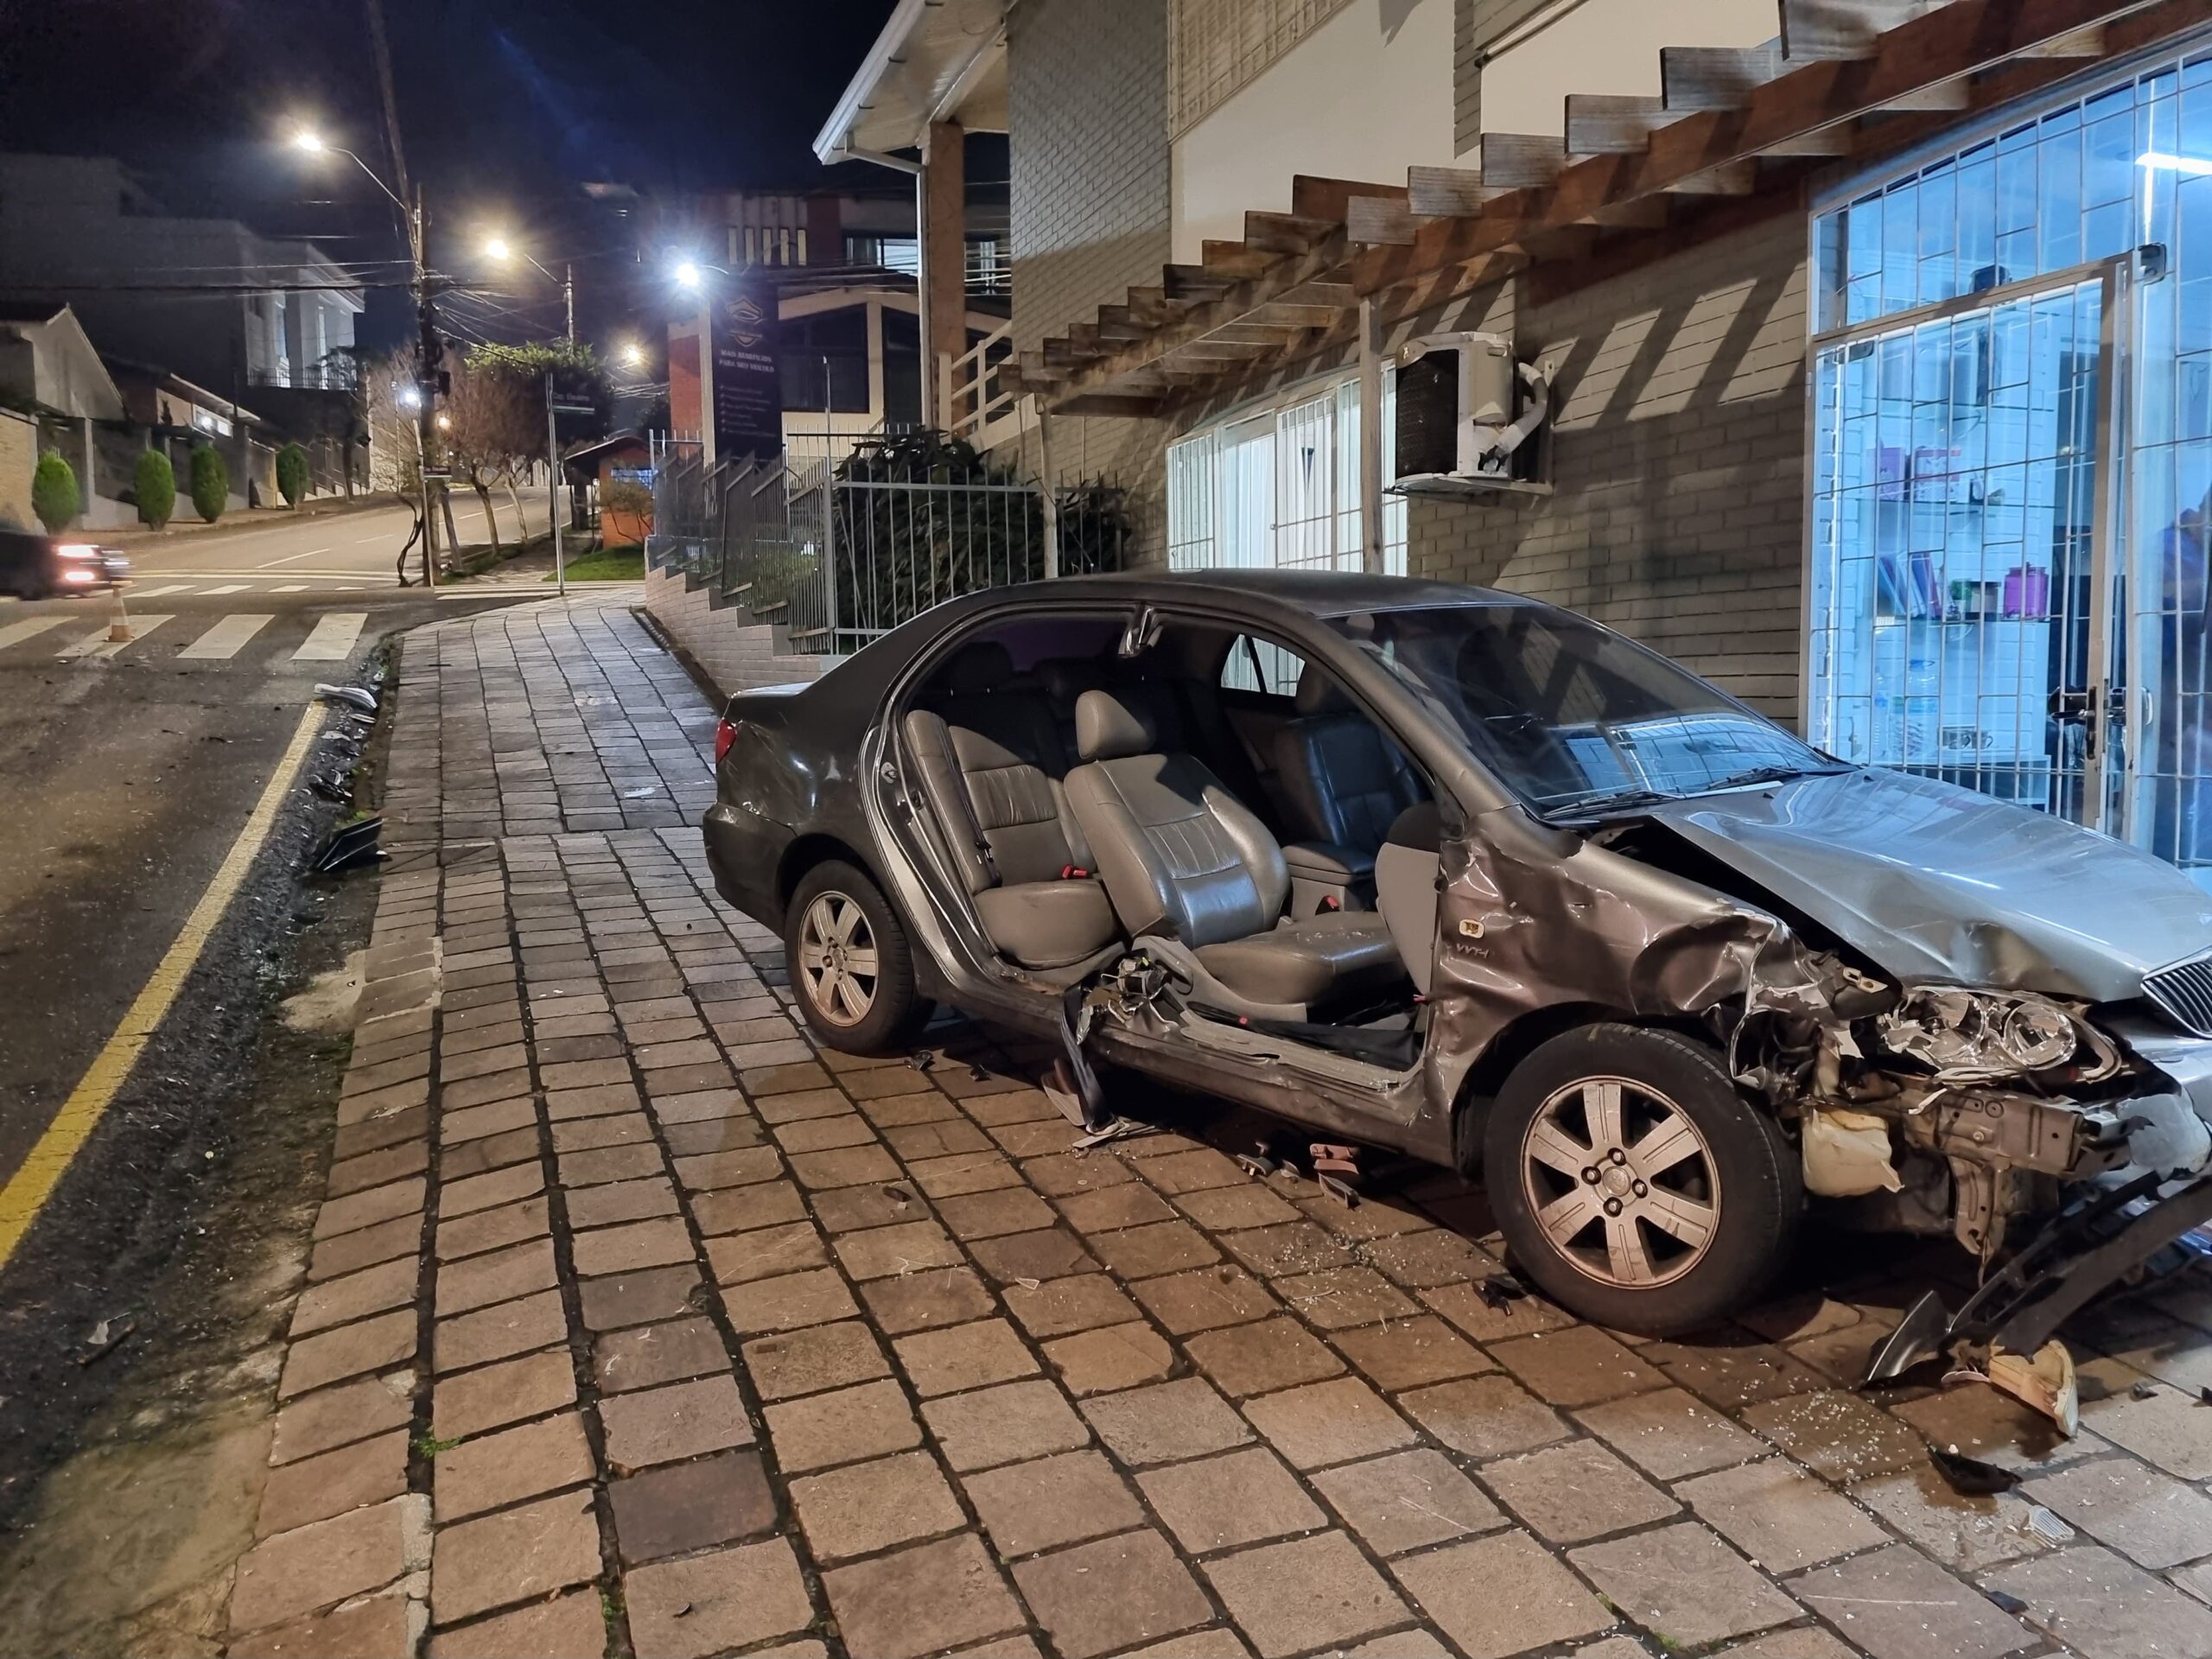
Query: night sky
[[0, 0, 902, 350]]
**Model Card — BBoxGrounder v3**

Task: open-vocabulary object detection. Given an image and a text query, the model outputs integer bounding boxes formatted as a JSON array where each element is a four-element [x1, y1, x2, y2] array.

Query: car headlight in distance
[[1999, 997, 2078, 1069], [60, 566, 97, 584], [55, 543, 100, 560]]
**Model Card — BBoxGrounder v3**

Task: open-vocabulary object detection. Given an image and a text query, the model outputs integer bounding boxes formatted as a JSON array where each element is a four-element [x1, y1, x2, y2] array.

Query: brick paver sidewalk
[[223, 594, 2212, 1659]]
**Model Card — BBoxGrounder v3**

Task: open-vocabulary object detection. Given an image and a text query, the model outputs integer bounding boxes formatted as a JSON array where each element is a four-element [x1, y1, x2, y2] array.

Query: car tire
[[1482, 1022, 1800, 1336], [785, 859, 931, 1056]]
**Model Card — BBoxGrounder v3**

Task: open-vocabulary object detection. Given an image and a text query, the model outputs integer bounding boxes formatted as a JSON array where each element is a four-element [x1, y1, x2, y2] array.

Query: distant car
[[703, 571, 2212, 1341], [0, 529, 128, 598]]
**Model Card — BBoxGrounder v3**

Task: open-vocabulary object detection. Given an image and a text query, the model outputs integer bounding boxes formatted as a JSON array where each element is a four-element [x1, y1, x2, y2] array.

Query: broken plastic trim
[[1863, 1171, 2212, 1384], [308, 816, 385, 875]]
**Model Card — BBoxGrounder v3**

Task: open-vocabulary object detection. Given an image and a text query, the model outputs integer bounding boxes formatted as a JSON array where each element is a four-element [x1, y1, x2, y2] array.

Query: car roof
[[1015, 569, 1526, 616]]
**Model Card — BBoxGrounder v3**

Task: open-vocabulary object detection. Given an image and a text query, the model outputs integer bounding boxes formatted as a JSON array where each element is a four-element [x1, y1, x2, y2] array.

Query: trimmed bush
[[135, 449, 176, 529], [189, 445, 228, 523], [31, 454, 79, 531], [276, 442, 309, 507]]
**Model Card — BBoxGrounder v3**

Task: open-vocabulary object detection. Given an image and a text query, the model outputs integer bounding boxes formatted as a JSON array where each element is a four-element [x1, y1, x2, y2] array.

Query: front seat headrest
[[943, 639, 1015, 694], [1294, 663, 1351, 716], [1076, 689, 1156, 762]]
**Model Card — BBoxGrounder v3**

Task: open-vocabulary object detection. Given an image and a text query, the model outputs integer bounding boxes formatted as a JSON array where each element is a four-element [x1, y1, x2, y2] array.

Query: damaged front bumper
[[1866, 1168, 2212, 1384]]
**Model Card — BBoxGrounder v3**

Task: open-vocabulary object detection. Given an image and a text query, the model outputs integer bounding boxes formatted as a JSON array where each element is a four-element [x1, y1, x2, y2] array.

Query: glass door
[[1808, 263, 2123, 830]]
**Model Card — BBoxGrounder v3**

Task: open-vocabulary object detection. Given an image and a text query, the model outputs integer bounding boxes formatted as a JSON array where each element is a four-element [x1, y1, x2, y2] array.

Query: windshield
[[1327, 603, 1843, 816]]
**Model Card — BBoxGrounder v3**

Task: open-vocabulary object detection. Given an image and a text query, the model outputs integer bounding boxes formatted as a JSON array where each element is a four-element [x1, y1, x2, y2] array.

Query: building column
[[920, 121, 967, 430]]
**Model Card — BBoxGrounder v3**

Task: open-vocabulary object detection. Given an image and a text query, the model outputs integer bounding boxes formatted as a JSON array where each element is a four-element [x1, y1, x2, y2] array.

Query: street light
[[483, 234, 575, 342], [290, 126, 410, 218], [672, 259, 704, 291], [620, 342, 646, 369], [295, 123, 441, 588]]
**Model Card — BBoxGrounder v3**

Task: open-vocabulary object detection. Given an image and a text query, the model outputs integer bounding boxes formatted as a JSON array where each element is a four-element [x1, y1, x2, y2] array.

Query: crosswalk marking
[[292, 612, 367, 662], [200, 584, 249, 595], [0, 616, 69, 653], [130, 583, 197, 598], [57, 615, 174, 660], [273, 584, 309, 593], [180, 613, 274, 660]]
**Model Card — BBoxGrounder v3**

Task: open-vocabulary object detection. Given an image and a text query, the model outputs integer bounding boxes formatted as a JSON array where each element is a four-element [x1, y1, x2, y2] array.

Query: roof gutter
[[812, 0, 933, 167]]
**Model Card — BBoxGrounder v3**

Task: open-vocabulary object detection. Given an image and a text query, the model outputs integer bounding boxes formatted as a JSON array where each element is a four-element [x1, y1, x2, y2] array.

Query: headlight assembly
[[1878, 988, 2084, 1080]]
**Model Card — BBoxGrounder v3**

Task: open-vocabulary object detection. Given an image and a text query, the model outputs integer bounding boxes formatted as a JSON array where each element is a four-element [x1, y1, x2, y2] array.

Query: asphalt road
[[0, 499, 544, 1226], [113, 491, 553, 595]]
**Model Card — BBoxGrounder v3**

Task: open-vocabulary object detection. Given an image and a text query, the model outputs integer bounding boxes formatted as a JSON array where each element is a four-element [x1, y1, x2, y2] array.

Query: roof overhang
[[1013, 0, 2201, 416], [814, 0, 1010, 164]]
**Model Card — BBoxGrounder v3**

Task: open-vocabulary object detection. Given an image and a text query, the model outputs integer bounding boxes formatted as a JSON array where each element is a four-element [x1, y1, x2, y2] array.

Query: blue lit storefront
[[1806, 38, 2212, 880]]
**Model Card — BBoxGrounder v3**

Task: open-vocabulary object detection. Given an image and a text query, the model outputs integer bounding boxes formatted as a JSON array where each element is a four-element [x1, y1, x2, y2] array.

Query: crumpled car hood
[[1643, 768, 2212, 1002]]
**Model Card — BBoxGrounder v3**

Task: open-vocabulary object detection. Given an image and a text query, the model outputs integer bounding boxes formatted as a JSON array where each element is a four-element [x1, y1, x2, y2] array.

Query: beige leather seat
[[1063, 688, 1401, 1017], [903, 644, 1120, 972]]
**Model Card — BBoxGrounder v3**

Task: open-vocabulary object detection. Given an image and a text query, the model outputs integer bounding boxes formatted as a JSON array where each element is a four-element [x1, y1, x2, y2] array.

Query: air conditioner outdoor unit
[[1392, 331, 1550, 497]]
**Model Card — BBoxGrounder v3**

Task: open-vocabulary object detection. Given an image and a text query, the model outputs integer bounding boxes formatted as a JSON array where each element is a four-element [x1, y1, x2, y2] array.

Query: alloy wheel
[[797, 892, 879, 1027], [1519, 1076, 1719, 1288]]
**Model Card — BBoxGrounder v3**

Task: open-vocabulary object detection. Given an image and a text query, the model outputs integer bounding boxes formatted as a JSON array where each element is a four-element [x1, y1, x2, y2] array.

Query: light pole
[[294, 127, 442, 585], [671, 257, 725, 462], [485, 237, 575, 343]]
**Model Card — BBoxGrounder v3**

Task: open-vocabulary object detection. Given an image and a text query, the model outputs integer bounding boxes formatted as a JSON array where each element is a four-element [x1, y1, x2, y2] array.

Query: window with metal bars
[[1167, 370, 1407, 575]]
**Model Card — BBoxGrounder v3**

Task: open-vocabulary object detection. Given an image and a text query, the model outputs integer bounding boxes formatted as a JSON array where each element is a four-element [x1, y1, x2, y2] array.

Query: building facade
[[0, 155, 363, 400], [823, 0, 2212, 887]]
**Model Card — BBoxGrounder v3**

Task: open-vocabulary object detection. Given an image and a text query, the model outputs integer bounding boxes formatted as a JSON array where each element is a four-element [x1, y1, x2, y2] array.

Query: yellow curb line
[[0, 701, 327, 1272]]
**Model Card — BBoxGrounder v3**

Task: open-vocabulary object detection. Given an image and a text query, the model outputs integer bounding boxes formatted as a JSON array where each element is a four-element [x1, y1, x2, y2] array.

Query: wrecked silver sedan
[[704, 571, 2212, 1337]]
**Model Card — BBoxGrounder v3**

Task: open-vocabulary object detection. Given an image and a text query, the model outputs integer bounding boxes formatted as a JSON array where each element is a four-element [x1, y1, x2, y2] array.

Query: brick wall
[[0, 408, 32, 531], [1006, 0, 1176, 568], [642, 563, 829, 700], [1406, 212, 1810, 721]]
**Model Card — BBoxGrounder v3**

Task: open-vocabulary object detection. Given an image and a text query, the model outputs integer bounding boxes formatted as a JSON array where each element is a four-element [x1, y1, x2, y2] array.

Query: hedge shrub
[[189, 445, 228, 522], [276, 442, 308, 507], [136, 449, 176, 529], [31, 454, 78, 531]]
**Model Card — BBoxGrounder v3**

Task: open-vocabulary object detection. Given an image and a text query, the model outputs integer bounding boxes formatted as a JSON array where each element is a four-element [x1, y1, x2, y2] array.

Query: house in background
[[810, 0, 2212, 888], [0, 301, 130, 526], [664, 277, 1014, 468], [0, 302, 296, 527], [0, 155, 364, 399]]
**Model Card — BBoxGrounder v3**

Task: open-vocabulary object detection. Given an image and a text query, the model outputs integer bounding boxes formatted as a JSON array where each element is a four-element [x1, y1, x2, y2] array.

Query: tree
[[441, 361, 537, 556], [31, 454, 79, 531], [189, 445, 228, 523], [276, 442, 309, 507], [466, 339, 613, 442], [136, 449, 175, 529]]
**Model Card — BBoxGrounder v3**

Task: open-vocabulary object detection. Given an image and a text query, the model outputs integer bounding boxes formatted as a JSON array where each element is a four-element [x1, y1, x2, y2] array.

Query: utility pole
[[365, 0, 441, 585], [547, 371, 564, 597], [564, 264, 575, 344], [416, 182, 442, 588]]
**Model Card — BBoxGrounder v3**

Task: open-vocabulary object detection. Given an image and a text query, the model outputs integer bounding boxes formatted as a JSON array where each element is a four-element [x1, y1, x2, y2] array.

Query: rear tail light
[[714, 718, 737, 763]]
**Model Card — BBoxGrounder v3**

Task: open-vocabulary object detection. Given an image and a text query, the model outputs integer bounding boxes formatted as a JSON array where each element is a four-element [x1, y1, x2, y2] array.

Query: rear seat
[[903, 642, 1121, 973]]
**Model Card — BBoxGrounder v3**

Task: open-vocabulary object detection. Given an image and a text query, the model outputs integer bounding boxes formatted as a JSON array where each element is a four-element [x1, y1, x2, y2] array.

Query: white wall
[[1171, 0, 1456, 262], [1479, 0, 1777, 138]]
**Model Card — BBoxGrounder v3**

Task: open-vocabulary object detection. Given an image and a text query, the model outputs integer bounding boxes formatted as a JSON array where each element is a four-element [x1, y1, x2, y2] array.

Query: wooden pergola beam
[[1048, 232, 1351, 403], [1242, 212, 1338, 254], [1356, 0, 2153, 296], [1290, 175, 1409, 221]]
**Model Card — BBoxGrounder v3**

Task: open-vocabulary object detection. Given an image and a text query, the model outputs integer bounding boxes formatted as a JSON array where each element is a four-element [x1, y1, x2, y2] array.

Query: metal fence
[[652, 435, 1128, 658]]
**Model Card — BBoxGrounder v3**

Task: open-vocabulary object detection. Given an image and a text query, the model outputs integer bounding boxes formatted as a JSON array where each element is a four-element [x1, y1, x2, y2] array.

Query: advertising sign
[[710, 281, 783, 463]]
